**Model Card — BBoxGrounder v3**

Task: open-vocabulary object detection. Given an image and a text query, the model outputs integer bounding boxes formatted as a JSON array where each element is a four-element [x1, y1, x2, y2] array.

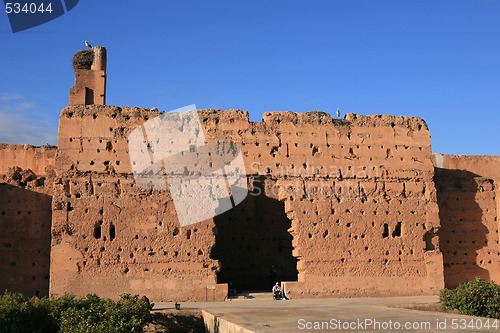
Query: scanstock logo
[[4, 0, 79, 33], [128, 105, 248, 227]]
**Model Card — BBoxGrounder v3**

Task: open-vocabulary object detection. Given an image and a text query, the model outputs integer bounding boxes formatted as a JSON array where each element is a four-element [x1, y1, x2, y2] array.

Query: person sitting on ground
[[228, 282, 237, 296], [272, 282, 286, 300]]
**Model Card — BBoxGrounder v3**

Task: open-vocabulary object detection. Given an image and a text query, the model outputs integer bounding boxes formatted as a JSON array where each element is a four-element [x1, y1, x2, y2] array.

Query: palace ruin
[[0, 47, 498, 301]]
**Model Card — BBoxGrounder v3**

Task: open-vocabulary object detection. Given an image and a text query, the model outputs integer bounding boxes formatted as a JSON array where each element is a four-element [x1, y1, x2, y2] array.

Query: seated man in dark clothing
[[272, 282, 286, 300]]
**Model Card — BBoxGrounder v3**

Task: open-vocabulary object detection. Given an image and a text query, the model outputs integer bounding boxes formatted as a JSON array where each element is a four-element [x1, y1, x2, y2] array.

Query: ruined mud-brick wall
[[51, 105, 443, 301], [0, 144, 56, 296], [433, 154, 500, 288], [51, 106, 227, 302], [228, 111, 443, 297]]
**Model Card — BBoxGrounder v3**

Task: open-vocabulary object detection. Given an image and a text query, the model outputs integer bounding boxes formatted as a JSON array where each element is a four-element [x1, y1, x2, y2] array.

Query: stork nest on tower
[[72, 49, 94, 70]]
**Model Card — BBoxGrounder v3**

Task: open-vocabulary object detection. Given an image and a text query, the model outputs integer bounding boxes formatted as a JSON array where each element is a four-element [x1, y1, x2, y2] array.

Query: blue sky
[[0, 0, 498, 155]]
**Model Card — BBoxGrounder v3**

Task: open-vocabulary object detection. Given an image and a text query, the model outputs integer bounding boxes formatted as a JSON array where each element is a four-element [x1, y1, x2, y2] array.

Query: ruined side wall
[[433, 154, 500, 288], [50, 106, 225, 302], [0, 144, 56, 176], [0, 144, 56, 296]]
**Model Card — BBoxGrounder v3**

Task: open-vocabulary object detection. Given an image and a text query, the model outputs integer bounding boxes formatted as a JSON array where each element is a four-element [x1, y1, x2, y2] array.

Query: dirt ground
[[144, 309, 204, 333]]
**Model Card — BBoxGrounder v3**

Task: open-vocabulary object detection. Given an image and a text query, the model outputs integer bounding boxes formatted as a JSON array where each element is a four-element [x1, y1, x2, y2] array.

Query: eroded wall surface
[[50, 105, 444, 301], [0, 144, 56, 296], [264, 112, 444, 297], [0, 144, 56, 175], [51, 106, 226, 301], [433, 154, 500, 288]]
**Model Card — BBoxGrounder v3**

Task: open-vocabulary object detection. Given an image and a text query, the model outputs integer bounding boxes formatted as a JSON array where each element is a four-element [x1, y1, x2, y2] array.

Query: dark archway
[[210, 177, 298, 290]]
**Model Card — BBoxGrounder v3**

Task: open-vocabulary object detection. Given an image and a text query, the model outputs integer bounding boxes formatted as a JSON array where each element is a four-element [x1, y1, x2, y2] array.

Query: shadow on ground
[[144, 309, 204, 333]]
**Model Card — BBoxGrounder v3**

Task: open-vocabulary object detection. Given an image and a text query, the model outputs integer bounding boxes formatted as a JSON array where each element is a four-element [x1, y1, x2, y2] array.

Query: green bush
[[0, 291, 59, 332], [0, 291, 152, 333], [440, 277, 500, 319]]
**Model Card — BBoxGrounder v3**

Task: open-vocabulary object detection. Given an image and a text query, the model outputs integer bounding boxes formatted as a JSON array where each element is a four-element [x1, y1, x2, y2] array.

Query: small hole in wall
[[382, 224, 389, 238], [110, 223, 116, 240], [392, 222, 402, 237], [93, 224, 101, 239]]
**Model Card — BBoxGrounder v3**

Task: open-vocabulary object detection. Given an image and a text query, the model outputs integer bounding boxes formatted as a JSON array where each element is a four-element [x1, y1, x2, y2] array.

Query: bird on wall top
[[336, 108, 340, 117], [85, 40, 92, 49]]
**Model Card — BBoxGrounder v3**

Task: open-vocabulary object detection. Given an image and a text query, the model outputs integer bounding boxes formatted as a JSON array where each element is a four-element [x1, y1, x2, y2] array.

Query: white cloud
[[0, 94, 58, 146], [0, 94, 23, 102]]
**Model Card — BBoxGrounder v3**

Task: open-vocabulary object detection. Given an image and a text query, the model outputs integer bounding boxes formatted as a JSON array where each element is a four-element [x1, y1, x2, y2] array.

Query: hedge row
[[0, 292, 152, 333]]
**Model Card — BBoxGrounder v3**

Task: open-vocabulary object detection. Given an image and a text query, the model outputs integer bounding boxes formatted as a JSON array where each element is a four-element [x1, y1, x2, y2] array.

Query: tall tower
[[69, 46, 106, 105]]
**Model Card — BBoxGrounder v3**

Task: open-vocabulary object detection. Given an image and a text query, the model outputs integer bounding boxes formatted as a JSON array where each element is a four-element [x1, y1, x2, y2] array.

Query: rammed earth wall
[[0, 107, 498, 301]]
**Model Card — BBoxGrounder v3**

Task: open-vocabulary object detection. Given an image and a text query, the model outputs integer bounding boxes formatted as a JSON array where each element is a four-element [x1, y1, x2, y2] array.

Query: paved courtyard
[[154, 295, 499, 332]]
